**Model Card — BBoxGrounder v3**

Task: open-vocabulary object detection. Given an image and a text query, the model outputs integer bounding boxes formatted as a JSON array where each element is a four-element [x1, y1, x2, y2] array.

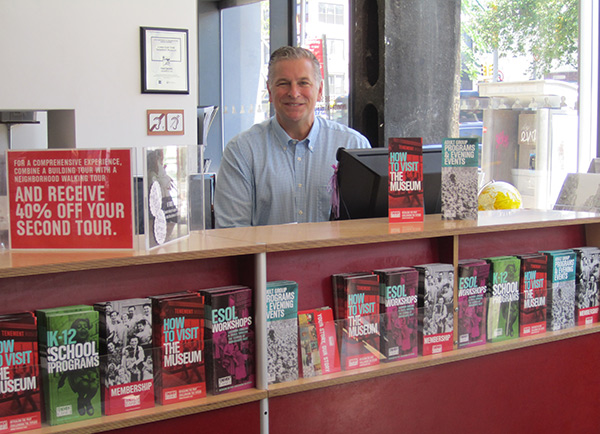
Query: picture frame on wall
[[140, 26, 189, 94]]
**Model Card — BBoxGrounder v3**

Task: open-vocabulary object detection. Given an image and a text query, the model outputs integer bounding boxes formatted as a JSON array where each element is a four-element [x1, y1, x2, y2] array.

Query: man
[[123, 306, 138, 339], [214, 46, 370, 228]]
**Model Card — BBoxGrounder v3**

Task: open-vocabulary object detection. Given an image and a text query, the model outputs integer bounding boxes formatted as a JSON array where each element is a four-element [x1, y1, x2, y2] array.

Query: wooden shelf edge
[[1, 211, 598, 277], [0, 245, 266, 279], [260, 215, 600, 253], [267, 323, 600, 398], [34, 389, 267, 434]]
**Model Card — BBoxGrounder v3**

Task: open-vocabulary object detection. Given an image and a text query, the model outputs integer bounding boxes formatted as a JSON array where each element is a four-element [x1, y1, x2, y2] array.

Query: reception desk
[[2, 210, 600, 433]]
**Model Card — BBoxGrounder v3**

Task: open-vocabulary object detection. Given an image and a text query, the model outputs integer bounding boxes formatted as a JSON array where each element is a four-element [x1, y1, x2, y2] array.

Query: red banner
[[305, 39, 325, 80], [7, 149, 133, 249]]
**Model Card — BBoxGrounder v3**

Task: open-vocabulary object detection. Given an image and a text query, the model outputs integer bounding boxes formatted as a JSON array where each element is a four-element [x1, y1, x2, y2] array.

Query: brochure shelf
[[268, 321, 600, 398], [35, 389, 267, 434], [0, 210, 598, 433]]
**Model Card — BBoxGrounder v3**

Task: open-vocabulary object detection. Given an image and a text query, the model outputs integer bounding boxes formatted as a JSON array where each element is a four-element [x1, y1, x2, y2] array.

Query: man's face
[[268, 58, 323, 129]]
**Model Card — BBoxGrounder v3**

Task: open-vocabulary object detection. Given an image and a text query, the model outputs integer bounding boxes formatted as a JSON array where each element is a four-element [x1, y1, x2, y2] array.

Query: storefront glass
[[462, 0, 597, 211]]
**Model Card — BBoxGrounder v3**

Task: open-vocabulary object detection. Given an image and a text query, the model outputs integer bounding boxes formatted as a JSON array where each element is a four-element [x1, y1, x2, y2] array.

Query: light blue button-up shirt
[[214, 116, 370, 227]]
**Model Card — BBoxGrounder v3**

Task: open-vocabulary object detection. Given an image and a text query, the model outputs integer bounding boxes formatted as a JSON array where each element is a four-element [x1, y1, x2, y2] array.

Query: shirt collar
[[271, 116, 319, 153]]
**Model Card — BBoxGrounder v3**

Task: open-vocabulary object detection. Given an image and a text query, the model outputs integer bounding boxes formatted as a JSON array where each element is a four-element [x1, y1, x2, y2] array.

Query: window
[[221, 1, 270, 148], [318, 3, 344, 25], [298, 0, 350, 125], [326, 38, 345, 61], [460, 0, 597, 211], [208, 0, 597, 216], [328, 74, 345, 95]]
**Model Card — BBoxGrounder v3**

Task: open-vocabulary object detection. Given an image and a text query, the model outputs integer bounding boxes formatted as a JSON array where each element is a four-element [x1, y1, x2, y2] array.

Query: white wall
[[0, 0, 198, 156]]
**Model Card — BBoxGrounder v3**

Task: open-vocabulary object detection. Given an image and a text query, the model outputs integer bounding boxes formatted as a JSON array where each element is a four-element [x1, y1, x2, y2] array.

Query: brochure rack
[[1, 210, 600, 433]]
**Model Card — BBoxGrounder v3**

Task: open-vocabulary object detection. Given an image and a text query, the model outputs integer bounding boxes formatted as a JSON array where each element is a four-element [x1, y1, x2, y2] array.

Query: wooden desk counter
[[209, 210, 600, 252], [0, 209, 599, 433], [0, 209, 598, 278]]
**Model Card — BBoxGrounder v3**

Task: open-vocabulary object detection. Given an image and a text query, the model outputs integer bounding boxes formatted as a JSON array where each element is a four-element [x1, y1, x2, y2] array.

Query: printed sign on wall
[[7, 149, 133, 249], [147, 110, 184, 135]]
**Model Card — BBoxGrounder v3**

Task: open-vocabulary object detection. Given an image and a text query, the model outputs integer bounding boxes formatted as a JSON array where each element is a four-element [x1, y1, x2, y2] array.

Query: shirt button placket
[[294, 141, 306, 221]]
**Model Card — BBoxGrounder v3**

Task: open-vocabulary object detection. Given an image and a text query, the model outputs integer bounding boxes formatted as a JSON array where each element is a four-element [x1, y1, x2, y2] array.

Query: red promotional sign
[[7, 149, 133, 249], [305, 39, 325, 80]]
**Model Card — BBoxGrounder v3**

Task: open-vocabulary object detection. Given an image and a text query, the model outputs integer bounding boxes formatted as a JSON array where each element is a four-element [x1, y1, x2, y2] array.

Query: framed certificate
[[140, 27, 189, 94]]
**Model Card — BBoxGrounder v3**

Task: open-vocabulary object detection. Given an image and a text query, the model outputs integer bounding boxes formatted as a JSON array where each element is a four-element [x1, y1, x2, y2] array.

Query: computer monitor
[[334, 145, 442, 220]]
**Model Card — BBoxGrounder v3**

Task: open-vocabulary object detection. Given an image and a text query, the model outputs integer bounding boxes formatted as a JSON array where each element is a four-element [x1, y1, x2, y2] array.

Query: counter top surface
[[0, 209, 598, 276], [209, 209, 600, 252]]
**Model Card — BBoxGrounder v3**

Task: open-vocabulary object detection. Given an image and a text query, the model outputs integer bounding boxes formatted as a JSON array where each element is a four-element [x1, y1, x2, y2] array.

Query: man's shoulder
[[223, 119, 272, 158], [316, 117, 370, 147], [317, 116, 359, 135], [229, 119, 271, 144]]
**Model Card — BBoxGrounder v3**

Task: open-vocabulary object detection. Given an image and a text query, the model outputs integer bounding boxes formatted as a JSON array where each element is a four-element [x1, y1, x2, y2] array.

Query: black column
[[351, 0, 461, 147]]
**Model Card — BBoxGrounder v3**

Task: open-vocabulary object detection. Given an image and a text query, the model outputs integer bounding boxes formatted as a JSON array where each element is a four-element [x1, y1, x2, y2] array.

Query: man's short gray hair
[[267, 46, 322, 86]]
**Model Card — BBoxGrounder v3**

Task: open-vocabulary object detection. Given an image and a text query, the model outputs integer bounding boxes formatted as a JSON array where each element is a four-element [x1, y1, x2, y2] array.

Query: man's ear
[[318, 80, 324, 101]]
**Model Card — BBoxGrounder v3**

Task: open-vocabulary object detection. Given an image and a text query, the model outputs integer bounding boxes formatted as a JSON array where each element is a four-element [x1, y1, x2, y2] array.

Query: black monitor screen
[[334, 145, 442, 220]]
